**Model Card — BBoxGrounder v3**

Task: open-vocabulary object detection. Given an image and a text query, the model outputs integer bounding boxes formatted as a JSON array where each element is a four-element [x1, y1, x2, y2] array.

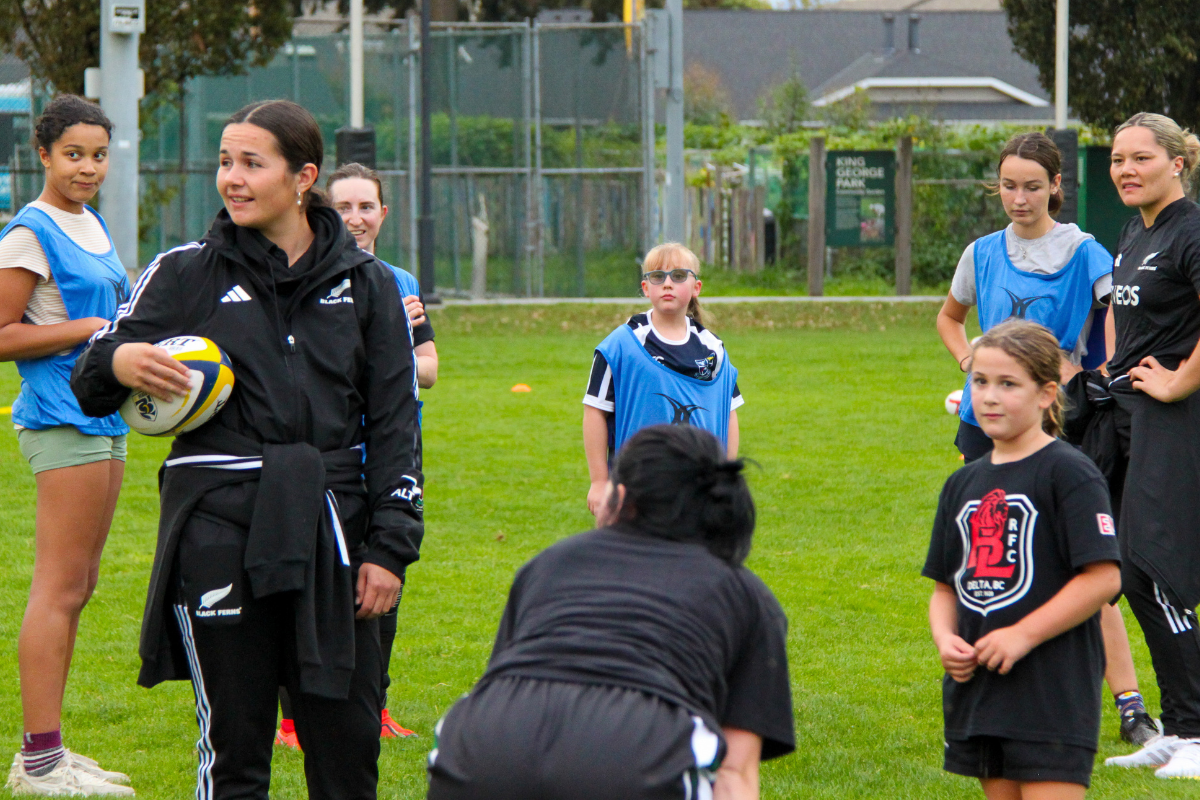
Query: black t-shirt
[[922, 440, 1120, 748], [1108, 198, 1200, 376], [482, 526, 795, 759]]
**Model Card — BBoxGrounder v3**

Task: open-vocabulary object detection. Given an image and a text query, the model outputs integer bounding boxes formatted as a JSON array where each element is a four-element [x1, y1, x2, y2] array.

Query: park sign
[[825, 150, 895, 247]]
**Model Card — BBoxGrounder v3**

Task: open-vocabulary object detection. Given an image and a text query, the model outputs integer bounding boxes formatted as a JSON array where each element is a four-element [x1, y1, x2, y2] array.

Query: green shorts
[[17, 426, 128, 474]]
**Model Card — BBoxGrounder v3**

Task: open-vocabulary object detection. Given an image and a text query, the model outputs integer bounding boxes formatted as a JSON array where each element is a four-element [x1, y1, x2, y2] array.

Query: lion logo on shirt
[[954, 490, 1038, 615]]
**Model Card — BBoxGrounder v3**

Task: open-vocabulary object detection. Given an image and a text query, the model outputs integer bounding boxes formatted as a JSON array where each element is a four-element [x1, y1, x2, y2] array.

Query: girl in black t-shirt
[[428, 425, 794, 800], [1097, 113, 1200, 779], [925, 320, 1121, 797]]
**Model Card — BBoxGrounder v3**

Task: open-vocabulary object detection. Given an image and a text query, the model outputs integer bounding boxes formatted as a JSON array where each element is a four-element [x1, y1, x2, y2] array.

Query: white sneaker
[[64, 751, 131, 785], [1156, 741, 1200, 778], [1106, 734, 1184, 767], [5, 751, 135, 796]]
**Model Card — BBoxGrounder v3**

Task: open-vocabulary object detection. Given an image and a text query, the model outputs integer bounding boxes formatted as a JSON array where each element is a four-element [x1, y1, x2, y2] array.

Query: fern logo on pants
[[953, 490, 1038, 615], [196, 583, 241, 618]]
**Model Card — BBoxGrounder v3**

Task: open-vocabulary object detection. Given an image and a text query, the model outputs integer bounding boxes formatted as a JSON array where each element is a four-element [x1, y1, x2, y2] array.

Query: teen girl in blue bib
[[583, 243, 742, 517], [0, 96, 134, 794], [935, 131, 1157, 752]]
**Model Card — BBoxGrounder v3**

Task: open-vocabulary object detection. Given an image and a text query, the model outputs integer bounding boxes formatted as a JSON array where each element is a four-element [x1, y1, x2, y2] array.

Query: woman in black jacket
[[70, 100, 422, 800]]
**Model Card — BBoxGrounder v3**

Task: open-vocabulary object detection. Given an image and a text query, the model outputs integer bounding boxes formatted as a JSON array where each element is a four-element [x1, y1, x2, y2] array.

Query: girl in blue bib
[[0, 96, 134, 794], [935, 131, 1157, 751], [583, 243, 742, 517]]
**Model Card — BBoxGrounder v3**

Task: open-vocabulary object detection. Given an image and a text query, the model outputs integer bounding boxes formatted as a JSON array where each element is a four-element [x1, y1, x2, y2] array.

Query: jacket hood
[[203, 205, 374, 309]]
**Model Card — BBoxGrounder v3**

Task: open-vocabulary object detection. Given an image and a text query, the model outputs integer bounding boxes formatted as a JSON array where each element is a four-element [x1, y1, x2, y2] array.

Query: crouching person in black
[[427, 424, 794, 800], [70, 100, 423, 800]]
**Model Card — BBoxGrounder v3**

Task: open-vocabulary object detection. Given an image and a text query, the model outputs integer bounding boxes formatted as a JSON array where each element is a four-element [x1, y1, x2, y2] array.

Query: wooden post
[[807, 136, 826, 297], [895, 135, 913, 296], [754, 185, 765, 271]]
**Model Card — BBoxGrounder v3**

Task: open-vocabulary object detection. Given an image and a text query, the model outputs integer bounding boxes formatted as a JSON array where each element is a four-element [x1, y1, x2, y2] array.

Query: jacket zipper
[[284, 331, 299, 439]]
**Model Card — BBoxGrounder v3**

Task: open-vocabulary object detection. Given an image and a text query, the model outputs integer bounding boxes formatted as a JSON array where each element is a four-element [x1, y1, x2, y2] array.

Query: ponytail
[[687, 296, 703, 326], [609, 424, 755, 565]]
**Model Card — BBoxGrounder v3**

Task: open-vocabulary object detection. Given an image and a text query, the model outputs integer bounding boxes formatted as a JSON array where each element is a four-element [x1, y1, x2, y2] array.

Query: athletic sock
[[21, 730, 64, 777], [280, 718, 296, 735], [1116, 690, 1148, 719]]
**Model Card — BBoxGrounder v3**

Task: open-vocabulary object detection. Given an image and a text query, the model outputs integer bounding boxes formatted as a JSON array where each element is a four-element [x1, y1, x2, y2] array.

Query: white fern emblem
[[199, 584, 233, 609]]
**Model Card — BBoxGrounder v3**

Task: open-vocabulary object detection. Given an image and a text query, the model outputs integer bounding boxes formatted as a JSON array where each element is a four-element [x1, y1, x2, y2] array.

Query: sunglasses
[[642, 268, 697, 285]]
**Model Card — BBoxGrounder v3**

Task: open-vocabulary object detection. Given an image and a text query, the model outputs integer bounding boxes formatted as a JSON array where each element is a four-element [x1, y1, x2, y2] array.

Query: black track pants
[[1121, 559, 1200, 738], [175, 596, 382, 800], [379, 569, 405, 709], [427, 676, 720, 800]]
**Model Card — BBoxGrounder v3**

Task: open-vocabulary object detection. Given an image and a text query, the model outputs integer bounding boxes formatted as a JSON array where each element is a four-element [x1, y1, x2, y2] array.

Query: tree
[[684, 62, 733, 126], [0, 1, 292, 100], [1002, 0, 1200, 130], [822, 86, 871, 130], [757, 59, 808, 136]]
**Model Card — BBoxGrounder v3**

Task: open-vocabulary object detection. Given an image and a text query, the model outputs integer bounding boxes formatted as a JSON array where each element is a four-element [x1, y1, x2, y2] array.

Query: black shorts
[[944, 737, 1095, 788], [954, 420, 993, 464], [428, 676, 720, 800]]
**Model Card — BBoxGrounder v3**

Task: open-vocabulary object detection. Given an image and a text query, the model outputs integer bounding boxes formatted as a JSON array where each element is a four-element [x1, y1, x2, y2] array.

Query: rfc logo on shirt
[[953, 489, 1038, 615]]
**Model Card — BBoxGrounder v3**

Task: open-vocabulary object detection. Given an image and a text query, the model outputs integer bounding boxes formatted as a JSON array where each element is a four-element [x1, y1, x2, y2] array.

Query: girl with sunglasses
[[583, 242, 742, 517]]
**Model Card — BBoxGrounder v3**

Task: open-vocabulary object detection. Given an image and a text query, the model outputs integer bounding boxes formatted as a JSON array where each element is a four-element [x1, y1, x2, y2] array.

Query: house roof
[[683, 8, 1049, 122], [819, 0, 1002, 10]]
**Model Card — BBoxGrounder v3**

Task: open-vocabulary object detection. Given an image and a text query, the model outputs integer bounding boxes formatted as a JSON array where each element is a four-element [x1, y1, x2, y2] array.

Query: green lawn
[[0, 302, 1186, 798]]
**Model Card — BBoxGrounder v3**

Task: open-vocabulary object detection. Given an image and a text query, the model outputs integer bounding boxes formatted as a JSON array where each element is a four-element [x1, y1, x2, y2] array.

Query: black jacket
[[71, 206, 423, 693]]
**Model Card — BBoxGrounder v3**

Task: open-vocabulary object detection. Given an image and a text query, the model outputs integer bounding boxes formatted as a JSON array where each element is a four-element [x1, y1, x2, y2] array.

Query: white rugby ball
[[944, 389, 963, 416], [120, 336, 235, 436]]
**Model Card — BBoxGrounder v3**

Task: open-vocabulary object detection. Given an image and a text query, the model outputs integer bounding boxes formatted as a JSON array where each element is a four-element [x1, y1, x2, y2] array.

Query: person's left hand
[[973, 625, 1035, 675], [1129, 355, 1187, 402], [355, 563, 402, 619], [404, 295, 427, 327]]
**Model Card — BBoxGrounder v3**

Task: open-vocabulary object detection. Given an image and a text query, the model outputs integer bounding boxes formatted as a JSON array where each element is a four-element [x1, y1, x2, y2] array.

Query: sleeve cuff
[[583, 395, 614, 412]]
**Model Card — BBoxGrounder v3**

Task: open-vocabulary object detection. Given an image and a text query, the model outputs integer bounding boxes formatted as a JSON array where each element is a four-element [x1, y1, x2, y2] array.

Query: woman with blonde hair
[[1099, 112, 1200, 779], [582, 243, 743, 516]]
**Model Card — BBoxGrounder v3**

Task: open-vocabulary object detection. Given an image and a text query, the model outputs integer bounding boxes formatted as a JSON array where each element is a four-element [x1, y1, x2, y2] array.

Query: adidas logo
[[221, 285, 252, 303]]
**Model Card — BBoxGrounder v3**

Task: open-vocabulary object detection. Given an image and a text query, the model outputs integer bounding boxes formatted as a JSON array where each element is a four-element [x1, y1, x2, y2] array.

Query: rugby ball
[[120, 336, 235, 436], [944, 389, 963, 416]]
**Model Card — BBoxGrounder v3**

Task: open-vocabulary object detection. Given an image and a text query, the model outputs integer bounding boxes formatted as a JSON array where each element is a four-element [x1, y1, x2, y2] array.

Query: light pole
[[97, 0, 144, 274]]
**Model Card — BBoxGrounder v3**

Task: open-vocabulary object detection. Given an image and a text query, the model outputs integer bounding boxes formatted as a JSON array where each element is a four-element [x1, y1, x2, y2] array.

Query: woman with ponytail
[[428, 424, 794, 800], [583, 242, 743, 516], [1097, 113, 1200, 779], [937, 131, 1115, 463]]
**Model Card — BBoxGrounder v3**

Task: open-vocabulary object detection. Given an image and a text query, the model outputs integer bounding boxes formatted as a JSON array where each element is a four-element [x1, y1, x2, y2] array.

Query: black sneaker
[[1121, 710, 1163, 746]]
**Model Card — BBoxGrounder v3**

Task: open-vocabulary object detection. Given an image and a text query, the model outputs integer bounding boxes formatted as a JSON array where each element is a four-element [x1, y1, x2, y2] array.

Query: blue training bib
[[596, 323, 737, 452], [960, 231, 1110, 427], [5, 205, 129, 435]]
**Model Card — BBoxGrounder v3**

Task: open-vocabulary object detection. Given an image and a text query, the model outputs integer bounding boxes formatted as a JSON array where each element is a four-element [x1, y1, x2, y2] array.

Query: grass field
[[0, 301, 1188, 799]]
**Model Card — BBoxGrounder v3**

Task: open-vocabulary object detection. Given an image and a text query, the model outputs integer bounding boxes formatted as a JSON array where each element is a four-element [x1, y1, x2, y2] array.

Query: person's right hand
[[403, 295, 427, 327], [112, 342, 192, 401], [936, 633, 978, 683], [587, 480, 609, 518]]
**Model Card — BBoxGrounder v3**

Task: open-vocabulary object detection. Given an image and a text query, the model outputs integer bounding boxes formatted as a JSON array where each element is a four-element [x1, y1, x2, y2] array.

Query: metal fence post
[[532, 20, 543, 297], [408, 15, 419, 275], [523, 19, 534, 297], [640, 18, 655, 255], [807, 136, 826, 297], [895, 135, 913, 296]]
